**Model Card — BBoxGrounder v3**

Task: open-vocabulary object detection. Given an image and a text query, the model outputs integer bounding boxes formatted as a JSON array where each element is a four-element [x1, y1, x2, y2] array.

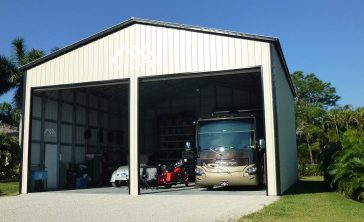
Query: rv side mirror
[[258, 139, 266, 151], [185, 141, 192, 151]]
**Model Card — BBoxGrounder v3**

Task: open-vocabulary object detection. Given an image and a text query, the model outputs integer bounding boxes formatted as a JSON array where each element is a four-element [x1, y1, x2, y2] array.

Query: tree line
[[293, 71, 364, 202]]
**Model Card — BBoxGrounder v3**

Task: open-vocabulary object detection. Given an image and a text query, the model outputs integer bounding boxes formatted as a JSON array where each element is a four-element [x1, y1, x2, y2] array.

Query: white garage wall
[[21, 22, 281, 195], [271, 45, 298, 193]]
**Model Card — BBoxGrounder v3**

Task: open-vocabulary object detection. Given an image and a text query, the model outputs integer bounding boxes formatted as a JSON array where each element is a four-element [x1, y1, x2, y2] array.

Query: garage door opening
[[28, 81, 129, 194], [138, 70, 267, 194]]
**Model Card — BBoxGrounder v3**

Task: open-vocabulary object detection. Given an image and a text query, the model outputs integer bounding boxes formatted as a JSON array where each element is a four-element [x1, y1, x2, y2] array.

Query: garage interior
[[28, 82, 129, 192], [138, 70, 265, 194]]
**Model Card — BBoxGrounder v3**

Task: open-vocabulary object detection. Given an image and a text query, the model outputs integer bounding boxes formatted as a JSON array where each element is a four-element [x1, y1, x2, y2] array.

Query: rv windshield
[[197, 118, 255, 152]]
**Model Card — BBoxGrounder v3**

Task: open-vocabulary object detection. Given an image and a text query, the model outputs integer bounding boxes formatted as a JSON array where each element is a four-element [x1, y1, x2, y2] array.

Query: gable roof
[[20, 17, 295, 95]]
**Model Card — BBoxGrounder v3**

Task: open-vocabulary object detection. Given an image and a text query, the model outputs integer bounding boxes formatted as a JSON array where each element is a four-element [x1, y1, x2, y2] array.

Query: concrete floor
[[0, 186, 278, 222]]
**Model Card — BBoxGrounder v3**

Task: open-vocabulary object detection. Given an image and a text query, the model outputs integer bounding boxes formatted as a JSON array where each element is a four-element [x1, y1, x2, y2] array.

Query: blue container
[[76, 177, 88, 189], [31, 171, 48, 181]]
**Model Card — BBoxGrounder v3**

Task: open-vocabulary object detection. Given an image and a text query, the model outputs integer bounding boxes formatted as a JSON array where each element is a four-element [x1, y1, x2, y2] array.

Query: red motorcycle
[[157, 159, 189, 188]]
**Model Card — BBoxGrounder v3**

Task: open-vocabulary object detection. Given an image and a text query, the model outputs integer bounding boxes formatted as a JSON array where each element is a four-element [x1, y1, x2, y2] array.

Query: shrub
[[328, 130, 364, 202], [299, 164, 322, 177], [320, 142, 340, 183], [0, 133, 20, 180]]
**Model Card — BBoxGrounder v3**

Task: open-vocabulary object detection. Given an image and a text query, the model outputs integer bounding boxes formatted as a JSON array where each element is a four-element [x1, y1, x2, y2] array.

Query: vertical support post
[[129, 77, 139, 195], [85, 90, 89, 155], [72, 89, 76, 163], [97, 93, 101, 153], [261, 43, 278, 196], [21, 73, 30, 194], [57, 90, 61, 189], [40, 93, 46, 165]]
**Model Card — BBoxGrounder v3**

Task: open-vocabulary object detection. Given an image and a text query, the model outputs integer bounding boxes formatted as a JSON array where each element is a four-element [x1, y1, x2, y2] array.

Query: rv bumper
[[195, 165, 260, 187]]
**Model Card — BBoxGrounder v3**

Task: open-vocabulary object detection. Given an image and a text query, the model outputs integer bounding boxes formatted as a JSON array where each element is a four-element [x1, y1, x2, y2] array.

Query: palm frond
[[11, 37, 26, 66], [26, 48, 45, 63], [0, 55, 17, 94]]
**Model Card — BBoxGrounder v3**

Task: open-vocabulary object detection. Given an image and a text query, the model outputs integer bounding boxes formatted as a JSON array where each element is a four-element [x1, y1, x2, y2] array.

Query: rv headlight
[[195, 167, 205, 176], [245, 166, 257, 176]]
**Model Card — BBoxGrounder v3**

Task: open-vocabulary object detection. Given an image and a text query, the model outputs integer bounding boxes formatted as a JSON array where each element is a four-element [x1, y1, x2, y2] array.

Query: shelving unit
[[158, 115, 195, 164]]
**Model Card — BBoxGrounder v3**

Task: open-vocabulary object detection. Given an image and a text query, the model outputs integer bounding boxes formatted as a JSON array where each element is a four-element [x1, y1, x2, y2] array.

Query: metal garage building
[[19, 18, 297, 196]]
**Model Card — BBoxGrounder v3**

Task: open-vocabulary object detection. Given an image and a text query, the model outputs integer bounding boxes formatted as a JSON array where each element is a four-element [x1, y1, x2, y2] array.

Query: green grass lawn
[[0, 181, 19, 196], [239, 176, 364, 222]]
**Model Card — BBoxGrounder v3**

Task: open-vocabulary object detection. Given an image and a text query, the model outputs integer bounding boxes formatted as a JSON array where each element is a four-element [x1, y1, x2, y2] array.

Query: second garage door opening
[[137, 70, 267, 194]]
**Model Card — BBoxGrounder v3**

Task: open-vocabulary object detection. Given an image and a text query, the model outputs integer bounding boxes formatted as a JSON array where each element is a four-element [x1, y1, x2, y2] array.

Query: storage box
[[76, 177, 88, 189], [31, 170, 48, 181]]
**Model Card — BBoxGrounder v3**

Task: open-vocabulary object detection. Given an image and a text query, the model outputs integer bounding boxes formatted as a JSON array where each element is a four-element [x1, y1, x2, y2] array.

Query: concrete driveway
[[0, 186, 278, 222]]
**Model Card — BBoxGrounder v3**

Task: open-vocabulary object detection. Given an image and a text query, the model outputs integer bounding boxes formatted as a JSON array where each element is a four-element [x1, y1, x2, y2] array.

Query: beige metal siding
[[271, 45, 298, 193], [22, 23, 280, 195], [26, 24, 270, 88], [260, 44, 279, 195]]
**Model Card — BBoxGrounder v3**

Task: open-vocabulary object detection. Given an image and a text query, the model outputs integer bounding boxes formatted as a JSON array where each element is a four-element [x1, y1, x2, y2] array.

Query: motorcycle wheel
[[165, 184, 172, 189], [183, 173, 189, 187]]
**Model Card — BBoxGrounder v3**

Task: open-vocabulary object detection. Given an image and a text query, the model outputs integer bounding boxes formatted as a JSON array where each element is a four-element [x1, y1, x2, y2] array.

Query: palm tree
[[0, 56, 17, 94], [0, 38, 45, 109], [10, 38, 45, 108], [352, 107, 364, 130]]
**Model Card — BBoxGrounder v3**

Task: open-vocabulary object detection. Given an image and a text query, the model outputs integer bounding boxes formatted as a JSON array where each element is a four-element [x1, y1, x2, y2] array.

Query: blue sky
[[1, 0, 363, 107]]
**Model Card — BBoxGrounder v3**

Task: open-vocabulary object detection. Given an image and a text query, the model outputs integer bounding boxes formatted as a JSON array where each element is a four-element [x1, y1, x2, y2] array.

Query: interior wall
[[29, 87, 128, 190], [271, 45, 298, 194]]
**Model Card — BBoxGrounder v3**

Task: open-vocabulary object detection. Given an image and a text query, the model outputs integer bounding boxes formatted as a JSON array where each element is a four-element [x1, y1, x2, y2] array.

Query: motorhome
[[192, 110, 266, 189]]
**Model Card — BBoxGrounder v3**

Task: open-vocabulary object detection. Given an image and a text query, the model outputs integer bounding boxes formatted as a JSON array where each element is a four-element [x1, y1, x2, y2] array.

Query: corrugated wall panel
[[209, 35, 217, 71], [90, 40, 97, 82], [167, 28, 174, 73], [234, 38, 242, 68], [35, 65, 40, 87], [215, 35, 223, 70], [247, 41, 256, 67], [55, 55, 60, 85], [203, 33, 211, 72], [106, 34, 112, 79], [221, 36, 229, 70], [69, 51, 75, 85], [190, 31, 198, 72], [228, 37, 235, 68], [185, 31, 192, 71], [142, 25, 150, 76], [148, 26, 155, 75], [60, 51, 66, 85], [179, 30, 186, 73], [130, 25, 137, 76], [271, 45, 297, 193], [124, 26, 131, 77]]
